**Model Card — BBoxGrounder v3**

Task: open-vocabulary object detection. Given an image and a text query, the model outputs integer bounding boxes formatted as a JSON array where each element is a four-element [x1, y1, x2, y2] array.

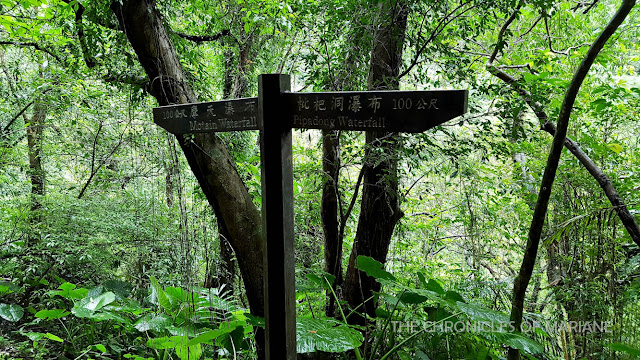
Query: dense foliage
[[1, 0, 639, 359]]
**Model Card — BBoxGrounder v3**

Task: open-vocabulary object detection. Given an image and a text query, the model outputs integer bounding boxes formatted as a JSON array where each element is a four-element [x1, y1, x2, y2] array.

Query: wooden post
[[258, 74, 296, 360], [152, 75, 468, 359]]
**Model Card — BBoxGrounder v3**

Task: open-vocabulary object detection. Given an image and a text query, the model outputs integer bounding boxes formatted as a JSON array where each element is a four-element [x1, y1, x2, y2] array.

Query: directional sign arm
[[153, 97, 259, 134], [285, 90, 468, 132]]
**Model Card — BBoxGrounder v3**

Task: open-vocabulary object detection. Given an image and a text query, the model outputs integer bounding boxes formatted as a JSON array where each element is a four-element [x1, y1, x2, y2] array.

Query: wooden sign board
[[285, 90, 468, 132], [152, 74, 469, 360], [152, 91, 468, 134], [153, 97, 258, 134]]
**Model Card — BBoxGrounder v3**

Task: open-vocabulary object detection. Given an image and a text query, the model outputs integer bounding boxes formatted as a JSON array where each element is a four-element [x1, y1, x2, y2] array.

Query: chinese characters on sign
[[286, 90, 467, 133], [154, 98, 258, 134]]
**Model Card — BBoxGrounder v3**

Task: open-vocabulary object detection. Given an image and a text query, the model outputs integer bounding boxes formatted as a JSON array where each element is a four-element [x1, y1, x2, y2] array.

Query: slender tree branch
[[0, 41, 62, 63], [507, 1, 636, 359], [399, 0, 479, 78], [2, 101, 33, 135], [544, 16, 591, 55], [173, 29, 231, 43], [487, 23, 640, 249], [70, 2, 97, 68], [489, 1, 524, 63], [339, 164, 366, 239], [102, 73, 149, 89]]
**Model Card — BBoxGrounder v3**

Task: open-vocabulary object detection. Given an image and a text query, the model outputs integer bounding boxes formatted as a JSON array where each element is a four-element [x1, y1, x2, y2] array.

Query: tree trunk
[[26, 99, 46, 247], [206, 30, 254, 295], [110, 0, 266, 356], [506, 1, 635, 358], [321, 129, 341, 317], [343, 0, 408, 330]]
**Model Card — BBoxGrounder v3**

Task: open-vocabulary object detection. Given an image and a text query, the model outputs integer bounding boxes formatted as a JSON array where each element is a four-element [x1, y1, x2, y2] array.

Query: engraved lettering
[[207, 105, 216, 118], [368, 96, 382, 113], [332, 96, 344, 111], [298, 97, 310, 111], [314, 98, 326, 111], [225, 102, 235, 115], [349, 95, 362, 113], [190, 105, 198, 118]]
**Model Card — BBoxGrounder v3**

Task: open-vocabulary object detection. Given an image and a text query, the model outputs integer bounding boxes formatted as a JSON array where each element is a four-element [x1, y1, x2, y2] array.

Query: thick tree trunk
[[205, 33, 253, 294], [26, 100, 46, 247], [319, 15, 368, 318], [343, 0, 408, 329], [321, 129, 341, 317], [110, 0, 266, 355]]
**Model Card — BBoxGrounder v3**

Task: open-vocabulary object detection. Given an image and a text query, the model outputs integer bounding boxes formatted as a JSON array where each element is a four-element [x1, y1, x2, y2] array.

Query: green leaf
[[296, 317, 364, 354], [399, 291, 428, 304], [44, 333, 64, 342], [375, 307, 391, 319], [306, 273, 335, 290], [0, 303, 24, 322], [355, 256, 395, 281], [175, 342, 203, 360], [150, 276, 172, 314], [51, 282, 88, 300], [607, 343, 640, 357], [215, 322, 249, 352], [456, 302, 510, 324], [35, 309, 70, 320], [134, 314, 172, 332], [425, 280, 445, 294], [501, 333, 543, 354], [607, 143, 624, 154], [94, 344, 107, 353], [103, 280, 133, 299], [83, 292, 116, 311], [147, 336, 178, 350], [476, 346, 489, 360], [186, 329, 224, 346], [245, 313, 265, 328], [481, 332, 543, 354]]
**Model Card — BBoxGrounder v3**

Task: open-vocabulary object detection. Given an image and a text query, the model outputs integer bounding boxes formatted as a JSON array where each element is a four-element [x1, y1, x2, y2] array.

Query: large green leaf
[[456, 302, 510, 324], [150, 276, 172, 314], [44, 333, 64, 343], [607, 343, 640, 357], [0, 303, 24, 322], [399, 291, 429, 304], [355, 256, 395, 281], [147, 336, 202, 360], [73, 292, 116, 315], [175, 342, 203, 360], [50, 282, 88, 300], [134, 314, 172, 332], [103, 280, 133, 299], [85, 292, 116, 311], [186, 329, 225, 346], [35, 309, 70, 320], [296, 317, 363, 354], [216, 325, 248, 353]]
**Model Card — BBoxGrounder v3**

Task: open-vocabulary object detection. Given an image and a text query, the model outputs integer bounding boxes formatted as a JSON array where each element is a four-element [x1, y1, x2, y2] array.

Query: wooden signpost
[[153, 74, 468, 360]]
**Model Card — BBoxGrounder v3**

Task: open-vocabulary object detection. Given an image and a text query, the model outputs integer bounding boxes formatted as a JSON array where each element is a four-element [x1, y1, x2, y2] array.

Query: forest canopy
[[0, 0, 639, 359]]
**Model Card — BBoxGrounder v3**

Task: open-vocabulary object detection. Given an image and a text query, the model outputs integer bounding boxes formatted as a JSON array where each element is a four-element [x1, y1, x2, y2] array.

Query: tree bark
[[26, 99, 46, 247], [506, 1, 636, 358], [321, 129, 341, 317], [110, 0, 266, 356], [205, 31, 253, 295], [343, 0, 408, 329]]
